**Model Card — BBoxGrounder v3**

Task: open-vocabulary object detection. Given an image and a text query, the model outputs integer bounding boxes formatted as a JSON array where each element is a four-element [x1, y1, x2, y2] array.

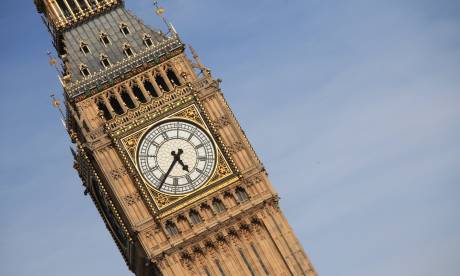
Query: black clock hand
[[177, 159, 189, 172], [158, 150, 180, 190], [174, 149, 189, 172], [158, 149, 188, 190]]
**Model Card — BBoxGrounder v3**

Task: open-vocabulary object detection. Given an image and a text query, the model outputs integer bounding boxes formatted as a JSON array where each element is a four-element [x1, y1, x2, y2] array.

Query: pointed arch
[[212, 198, 226, 213], [165, 221, 179, 236], [143, 79, 159, 97], [189, 209, 203, 225], [132, 84, 147, 103], [109, 95, 123, 115], [235, 187, 249, 202], [96, 100, 112, 120], [123, 43, 134, 57], [120, 89, 135, 109], [80, 41, 90, 54], [143, 34, 153, 47], [100, 32, 110, 46], [155, 74, 170, 92], [80, 64, 90, 77], [100, 54, 111, 68], [166, 68, 181, 86], [119, 23, 130, 35]]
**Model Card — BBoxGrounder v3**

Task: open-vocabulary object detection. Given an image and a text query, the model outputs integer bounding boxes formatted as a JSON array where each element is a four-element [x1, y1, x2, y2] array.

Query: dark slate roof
[[63, 6, 167, 82]]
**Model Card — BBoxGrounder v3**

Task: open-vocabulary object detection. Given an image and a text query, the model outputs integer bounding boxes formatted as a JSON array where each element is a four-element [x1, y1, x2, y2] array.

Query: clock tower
[[35, 0, 317, 275]]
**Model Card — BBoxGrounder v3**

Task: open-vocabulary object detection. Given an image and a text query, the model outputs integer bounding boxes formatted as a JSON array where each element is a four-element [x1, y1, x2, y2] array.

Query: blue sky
[[1, 0, 459, 275]]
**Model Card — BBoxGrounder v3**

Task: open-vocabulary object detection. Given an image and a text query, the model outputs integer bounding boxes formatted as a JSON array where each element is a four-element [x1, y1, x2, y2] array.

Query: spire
[[153, 0, 177, 34]]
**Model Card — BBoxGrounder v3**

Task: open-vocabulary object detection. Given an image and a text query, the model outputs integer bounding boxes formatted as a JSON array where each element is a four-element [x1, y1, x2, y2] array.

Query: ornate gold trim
[[116, 102, 239, 217]]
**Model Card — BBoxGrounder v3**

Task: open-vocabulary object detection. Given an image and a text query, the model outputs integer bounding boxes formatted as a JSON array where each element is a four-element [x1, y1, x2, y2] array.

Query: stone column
[[71, 0, 83, 12], [62, 0, 76, 18], [51, 0, 66, 19]]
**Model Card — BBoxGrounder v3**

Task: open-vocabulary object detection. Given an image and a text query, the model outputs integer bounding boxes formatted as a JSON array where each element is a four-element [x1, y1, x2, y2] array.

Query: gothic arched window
[[166, 68, 181, 86], [120, 23, 130, 35], [165, 221, 179, 236], [100, 32, 111, 46], [235, 187, 249, 202], [143, 79, 158, 97], [80, 42, 90, 54], [109, 96, 123, 115], [80, 64, 90, 77], [123, 44, 134, 57], [97, 100, 112, 120], [100, 54, 111, 68], [143, 34, 153, 47], [212, 198, 226, 213], [155, 74, 170, 92], [120, 89, 135, 109], [131, 84, 147, 103], [189, 210, 203, 225]]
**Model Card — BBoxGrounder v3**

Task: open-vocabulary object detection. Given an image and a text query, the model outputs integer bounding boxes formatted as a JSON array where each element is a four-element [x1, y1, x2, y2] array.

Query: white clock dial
[[137, 120, 216, 195]]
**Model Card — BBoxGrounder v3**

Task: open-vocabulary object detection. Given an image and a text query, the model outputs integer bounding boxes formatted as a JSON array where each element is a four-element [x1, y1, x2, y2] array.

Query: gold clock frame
[[113, 99, 239, 218]]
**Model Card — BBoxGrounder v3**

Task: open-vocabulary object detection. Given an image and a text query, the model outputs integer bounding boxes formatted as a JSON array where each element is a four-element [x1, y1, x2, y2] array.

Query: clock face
[[137, 120, 216, 195]]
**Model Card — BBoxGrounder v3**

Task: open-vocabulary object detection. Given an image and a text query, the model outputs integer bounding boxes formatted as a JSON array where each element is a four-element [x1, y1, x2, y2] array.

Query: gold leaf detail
[[174, 106, 203, 124]]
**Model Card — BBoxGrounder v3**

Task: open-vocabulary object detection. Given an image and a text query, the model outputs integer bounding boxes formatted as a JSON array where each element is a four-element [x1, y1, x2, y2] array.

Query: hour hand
[[178, 159, 189, 172]]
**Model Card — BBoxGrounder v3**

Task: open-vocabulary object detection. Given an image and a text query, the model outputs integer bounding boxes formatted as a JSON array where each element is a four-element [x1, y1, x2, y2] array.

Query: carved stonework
[[212, 114, 231, 129], [226, 141, 245, 154], [192, 247, 207, 266], [110, 166, 128, 180], [179, 251, 194, 271], [123, 192, 142, 206], [145, 229, 155, 240]]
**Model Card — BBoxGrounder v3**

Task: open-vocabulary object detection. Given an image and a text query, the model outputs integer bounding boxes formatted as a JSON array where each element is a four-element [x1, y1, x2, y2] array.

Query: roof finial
[[50, 93, 67, 130], [153, 0, 176, 34], [47, 51, 62, 74]]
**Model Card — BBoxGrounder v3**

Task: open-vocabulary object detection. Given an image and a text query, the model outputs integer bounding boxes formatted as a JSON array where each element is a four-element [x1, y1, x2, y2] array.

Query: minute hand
[[158, 158, 178, 190]]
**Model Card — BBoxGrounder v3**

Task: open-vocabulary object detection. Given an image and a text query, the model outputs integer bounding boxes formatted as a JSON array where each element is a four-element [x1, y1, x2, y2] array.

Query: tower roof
[[64, 6, 167, 84], [36, 0, 185, 99]]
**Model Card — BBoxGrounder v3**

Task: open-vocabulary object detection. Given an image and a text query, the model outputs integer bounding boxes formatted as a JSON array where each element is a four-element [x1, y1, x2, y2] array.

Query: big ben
[[34, 0, 317, 275]]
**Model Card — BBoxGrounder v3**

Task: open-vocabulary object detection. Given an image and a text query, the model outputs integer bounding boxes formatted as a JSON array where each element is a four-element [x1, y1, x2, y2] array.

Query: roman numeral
[[197, 156, 207, 161], [148, 166, 158, 172]]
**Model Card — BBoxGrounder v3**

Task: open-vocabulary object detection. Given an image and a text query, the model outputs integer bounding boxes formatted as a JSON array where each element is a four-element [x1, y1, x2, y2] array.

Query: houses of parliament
[[34, 0, 317, 275]]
